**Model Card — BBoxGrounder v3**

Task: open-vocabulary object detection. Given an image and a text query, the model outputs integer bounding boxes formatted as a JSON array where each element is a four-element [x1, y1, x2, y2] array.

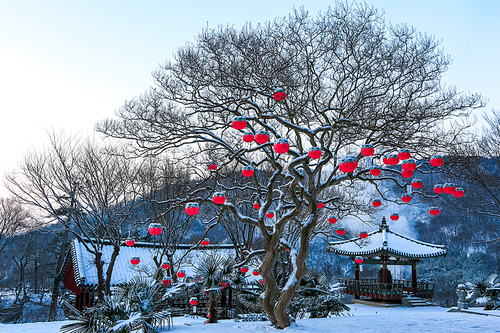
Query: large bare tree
[[0, 197, 30, 256], [97, 3, 484, 328]]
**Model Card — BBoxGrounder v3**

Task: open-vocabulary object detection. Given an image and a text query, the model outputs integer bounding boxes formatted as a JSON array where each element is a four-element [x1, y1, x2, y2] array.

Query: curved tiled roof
[[327, 218, 446, 259]]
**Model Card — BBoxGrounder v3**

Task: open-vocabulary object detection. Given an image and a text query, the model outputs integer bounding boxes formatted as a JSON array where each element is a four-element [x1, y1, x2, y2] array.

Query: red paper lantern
[[185, 202, 200, 216], [266, 212, 275, 218], [242, 166, 255, 177], [355, 256, 364, 264], [130, 257, 140, 265], [328, 217, 337, 224], [243, 132, 254, 143], [273, 91, 287, 101], [308, 147, 322, 159], [220, 280, 229, 288], [177, 270, 186, 278], [359, 231, 368, 238], [402, 194, 412, 203], [161, 262, 170, 269], [401, 170, 414, 178], [383, 154, 400, 166], [453, 188, 464, 198], [253, 202, 260, 209], [252, 269, 260, 276], [148, 223, 162, 236], [162, 278, 172, 286], [429, 207, 440, 216], [443, 183, 456, 194], [336, 228, 346, 236], [125, 239, 135, 247], [402, 159, 417, 172], [361, 144, 374, 157], [397, 149, 411, 160], [240, 266, 249, 273], [318, 201, 324, 208], [339, 156, 358, 173], [274, 138, 290, 154], [189, 297, 198, 306], [372, 199, 382, 207], [201, 238, 210, 246], [212, 192, 226, 205], [370, 165, 381, 176], [390, 213, 399, 221], [430, 155, 444, 167], [231, 116, 247, 130], [254, 131, 270, 144], [412, 179, 423, 189], [433, 184, 444, 194], [208, 162, 218, 171]]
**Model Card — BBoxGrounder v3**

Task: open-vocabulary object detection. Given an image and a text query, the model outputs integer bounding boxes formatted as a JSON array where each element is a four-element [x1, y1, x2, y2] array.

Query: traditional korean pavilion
[[327, 216, 446, 302]]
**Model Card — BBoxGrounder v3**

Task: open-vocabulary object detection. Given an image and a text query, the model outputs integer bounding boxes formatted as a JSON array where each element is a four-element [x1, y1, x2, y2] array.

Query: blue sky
[[0, 0, 499, 194]]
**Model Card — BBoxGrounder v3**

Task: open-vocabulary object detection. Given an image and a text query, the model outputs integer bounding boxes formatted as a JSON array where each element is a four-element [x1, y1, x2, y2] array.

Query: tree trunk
[[34, 259, 39, 294], [104, 246, 120, 296], [94, 252, 105, 302], [207, 297, 218, 323], [258, 249, 279, 326], [49, 229, 69, 321]]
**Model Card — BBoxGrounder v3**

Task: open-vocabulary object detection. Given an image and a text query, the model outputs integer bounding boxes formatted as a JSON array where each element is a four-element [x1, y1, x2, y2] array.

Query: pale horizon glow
[[1, 0, 499, 196]]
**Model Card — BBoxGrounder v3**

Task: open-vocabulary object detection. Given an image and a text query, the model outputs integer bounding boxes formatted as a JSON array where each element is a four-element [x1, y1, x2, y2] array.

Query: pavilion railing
[[338, 278, 435, 300]]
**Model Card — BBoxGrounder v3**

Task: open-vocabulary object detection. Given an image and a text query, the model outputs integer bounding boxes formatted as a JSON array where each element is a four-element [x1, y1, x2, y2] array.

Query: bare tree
[[97, 3, 484, 328], [0, 198, 30, 256], [6, 133, 142, 303]]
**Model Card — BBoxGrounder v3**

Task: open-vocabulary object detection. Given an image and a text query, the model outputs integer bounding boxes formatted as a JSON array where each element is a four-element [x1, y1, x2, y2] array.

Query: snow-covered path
[[0, 305, 498, 332]]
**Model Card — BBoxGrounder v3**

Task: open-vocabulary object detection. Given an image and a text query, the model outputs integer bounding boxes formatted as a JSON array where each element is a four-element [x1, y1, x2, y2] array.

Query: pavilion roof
[[327, 217, 446, 259]]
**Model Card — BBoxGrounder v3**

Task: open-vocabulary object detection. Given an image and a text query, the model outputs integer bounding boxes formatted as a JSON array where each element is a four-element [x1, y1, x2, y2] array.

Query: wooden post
[[412, 262, 417, 296], [382, 264, 388, 284], [354, 262, 360, 299]]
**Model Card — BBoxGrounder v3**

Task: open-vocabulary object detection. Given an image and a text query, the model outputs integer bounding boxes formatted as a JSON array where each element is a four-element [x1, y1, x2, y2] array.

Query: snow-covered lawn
[[0, 305, 499, 332]]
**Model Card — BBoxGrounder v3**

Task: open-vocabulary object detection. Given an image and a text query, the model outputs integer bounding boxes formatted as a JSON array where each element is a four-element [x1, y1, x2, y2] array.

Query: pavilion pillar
[[354, 262, 360, 299], [382, 264, 388, 284], [412, 262, 417, 296]]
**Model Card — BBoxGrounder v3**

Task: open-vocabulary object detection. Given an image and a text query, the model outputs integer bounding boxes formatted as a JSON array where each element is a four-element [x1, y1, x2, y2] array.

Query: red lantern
[[189, 297, 198, 306], [212, 192, 226, 205], [372, 199, 382, 207], [231, 116, 247, 130], [318, 201, 324, 208], [185, 202, 200, 216], [328, 217, 337, 224], [125, 239, 135, 247], [130, 257, 140, 265], [433, 184, 444, 194], [254, 131, 270, 144], [177, 270, 186, 278], [453, 188, 464, 198], [162, 278, 172, 286], [274, 138, 290, 154], [402, 194, 412, 203], [397, 149, 411, 160], [253, 202, 260, 209], [252, 269, 260, 276], [243, 132, 254, 143], [443, 183, 456, 194], [359, 231, 368, 238], [273, 91, 287, 101], [266, 212, 275, 218], [220, 280, 229, 288], [161, 262, 170, 269], [240, 266, 249, 273], [148, 223, 162, 236], [430, 155, 444, 167], [336, 228, 346, 236], [361, 144, 374, 156], [402, 159, 417, 172], [242, 166, 255, 177], [370, 165, 381, 176], [383, 154, 400, 166], [390, 213, 399, 221], [208, 162, 218, 171], [201, 238, 210, 246], [259, 279, 266, 284], [355, 256, 364, 264], [429, 207, 440, 216], [339, 156, 358, 173], [308, 147, 322, 159], [401, 170, 414, 178], [411, 179, 423, 189]]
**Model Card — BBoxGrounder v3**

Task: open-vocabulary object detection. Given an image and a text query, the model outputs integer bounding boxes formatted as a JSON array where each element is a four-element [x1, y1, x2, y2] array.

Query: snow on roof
[[327, 218, 446, 259], [70, 239, 258, 287]]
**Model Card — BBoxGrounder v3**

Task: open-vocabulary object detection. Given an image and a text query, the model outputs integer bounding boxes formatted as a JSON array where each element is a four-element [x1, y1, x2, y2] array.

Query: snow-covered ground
[[0, 304, 499, 332]]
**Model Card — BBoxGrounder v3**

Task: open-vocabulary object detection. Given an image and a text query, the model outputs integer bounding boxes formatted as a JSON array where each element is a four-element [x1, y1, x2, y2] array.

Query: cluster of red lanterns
[[148, 223, 162, 236], [212, 192, 226, 205], [383, 154, 400, 166], [339, 156, 358, 173], [433, 183, 464, 197], [185, 202, 200, 216]]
